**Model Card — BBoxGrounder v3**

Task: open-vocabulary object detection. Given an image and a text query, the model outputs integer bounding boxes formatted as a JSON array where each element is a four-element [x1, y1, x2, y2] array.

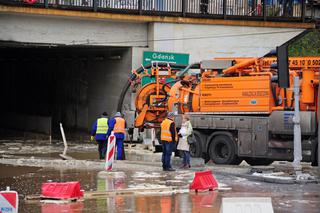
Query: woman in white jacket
[[177, 115, 193, 168]]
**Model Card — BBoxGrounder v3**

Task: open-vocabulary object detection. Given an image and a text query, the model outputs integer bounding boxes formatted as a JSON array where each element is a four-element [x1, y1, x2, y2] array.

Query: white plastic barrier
[[220, 197, 274, 213]]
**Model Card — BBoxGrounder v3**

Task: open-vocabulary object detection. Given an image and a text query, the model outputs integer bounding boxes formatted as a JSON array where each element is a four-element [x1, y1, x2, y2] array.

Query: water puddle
[[0, 164, 40, 178], [0, 163, 319, 213]]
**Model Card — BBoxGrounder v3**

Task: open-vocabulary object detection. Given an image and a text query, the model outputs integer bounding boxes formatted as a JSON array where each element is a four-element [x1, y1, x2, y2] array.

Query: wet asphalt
[[0, 140, 319, 213]]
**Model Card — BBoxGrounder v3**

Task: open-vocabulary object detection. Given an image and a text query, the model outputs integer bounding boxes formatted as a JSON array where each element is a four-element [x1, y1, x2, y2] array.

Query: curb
[[214, 171, 319, 184]]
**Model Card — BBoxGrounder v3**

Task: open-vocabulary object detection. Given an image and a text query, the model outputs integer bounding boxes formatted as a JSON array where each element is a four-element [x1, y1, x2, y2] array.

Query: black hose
[[153, 79, 179, 104], [117, 62, 199, 112]]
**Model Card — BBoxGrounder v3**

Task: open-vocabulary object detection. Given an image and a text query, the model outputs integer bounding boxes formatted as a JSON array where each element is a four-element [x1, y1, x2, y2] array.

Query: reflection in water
[[160, 196, 172, 213], [190, 191, 220, 212], [41, 202, 84, 213], [97, 172, 127, 212], [95, 172, 221, 213], [132, 191, 219, 213]]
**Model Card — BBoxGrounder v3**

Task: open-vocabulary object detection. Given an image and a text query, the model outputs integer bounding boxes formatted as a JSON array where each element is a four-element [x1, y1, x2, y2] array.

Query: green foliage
[[289, 30, 320, 57]]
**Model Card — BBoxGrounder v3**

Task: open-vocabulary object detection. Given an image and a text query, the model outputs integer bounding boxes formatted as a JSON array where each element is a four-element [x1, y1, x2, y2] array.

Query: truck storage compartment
[[200, 76, 272, 113]]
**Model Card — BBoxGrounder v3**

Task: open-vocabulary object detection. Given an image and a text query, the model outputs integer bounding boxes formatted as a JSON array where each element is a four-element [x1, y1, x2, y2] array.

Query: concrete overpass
[[0, 1, 316, 135]]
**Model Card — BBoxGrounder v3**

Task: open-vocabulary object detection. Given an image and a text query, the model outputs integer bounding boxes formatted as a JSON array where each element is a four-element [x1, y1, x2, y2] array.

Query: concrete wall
[[0, 13, 306, 62], [149, 22, 304, 62], [87, 48, 132, 127], [0, 13, 148, 47], [132, 47, 149, 70]]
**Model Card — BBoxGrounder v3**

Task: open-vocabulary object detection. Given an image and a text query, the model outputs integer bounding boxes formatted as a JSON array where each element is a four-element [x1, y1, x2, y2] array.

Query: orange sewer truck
[[119, 56, 320, 166]]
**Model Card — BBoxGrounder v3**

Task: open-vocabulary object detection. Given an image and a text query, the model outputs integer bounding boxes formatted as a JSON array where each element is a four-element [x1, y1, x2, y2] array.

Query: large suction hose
[[117, 62, 199, 112]]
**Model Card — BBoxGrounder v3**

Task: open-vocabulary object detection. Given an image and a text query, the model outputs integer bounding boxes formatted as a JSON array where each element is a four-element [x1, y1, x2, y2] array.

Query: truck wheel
[[209, 135, 240, 165], [190, 130, 204, 158], [245, 158, 274, 166]]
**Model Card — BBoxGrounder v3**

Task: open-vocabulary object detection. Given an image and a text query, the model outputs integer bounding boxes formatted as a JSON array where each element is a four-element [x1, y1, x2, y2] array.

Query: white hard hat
[[114, 112, 122, 117]]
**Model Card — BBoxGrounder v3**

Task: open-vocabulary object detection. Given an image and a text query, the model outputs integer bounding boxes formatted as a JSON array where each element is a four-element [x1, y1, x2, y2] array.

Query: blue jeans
[[115, 133, 125, 160], [162, 141, 174, 169], [182, 151, 190, 166]]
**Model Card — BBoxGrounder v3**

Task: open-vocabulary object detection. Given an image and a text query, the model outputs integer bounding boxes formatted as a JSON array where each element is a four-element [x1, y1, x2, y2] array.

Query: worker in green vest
[[91, 112, 112, 159]]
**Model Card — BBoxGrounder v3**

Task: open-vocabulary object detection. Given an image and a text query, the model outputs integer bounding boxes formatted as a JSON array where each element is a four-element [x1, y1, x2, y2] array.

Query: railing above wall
[[0, 0, 309, 22]]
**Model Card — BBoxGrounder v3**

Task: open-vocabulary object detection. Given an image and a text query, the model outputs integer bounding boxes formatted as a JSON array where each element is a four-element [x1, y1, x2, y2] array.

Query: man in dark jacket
[[91, 112, 113, 159]]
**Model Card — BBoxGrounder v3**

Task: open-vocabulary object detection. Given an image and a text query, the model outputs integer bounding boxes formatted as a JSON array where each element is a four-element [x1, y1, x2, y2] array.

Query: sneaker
[[167, 168, 175, 172]]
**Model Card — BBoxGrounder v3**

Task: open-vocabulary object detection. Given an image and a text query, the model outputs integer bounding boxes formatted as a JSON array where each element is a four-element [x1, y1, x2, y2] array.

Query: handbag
[[187, 133, 196, 145]]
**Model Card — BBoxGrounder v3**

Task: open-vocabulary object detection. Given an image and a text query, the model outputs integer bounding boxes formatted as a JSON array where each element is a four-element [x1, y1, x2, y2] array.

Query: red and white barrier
[[105, 132, 116, 171], [0, 187, 18, 213]]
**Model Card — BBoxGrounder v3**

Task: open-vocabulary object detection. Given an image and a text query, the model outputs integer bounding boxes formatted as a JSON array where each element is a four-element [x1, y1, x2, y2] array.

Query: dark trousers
[[162, 140, 174, 169], [97, 140, 107, 159]]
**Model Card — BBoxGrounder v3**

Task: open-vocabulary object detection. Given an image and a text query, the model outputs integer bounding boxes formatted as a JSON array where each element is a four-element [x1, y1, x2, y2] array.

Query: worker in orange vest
[[112, 112, 127, 160], [160, 112, 178, 171]]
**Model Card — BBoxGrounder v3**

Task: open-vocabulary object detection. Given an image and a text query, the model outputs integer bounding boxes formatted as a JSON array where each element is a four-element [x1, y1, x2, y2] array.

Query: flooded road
[[0, 141, 319, 213], [1, 163, 319, 213]]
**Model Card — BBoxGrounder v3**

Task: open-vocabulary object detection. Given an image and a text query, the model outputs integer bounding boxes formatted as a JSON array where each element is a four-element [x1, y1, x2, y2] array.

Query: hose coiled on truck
[[117, 62, 200, 112]]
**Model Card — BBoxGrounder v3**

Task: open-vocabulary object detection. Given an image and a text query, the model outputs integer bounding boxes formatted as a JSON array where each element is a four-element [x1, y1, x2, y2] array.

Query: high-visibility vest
[[160, 118, 177, 142], [96, 118, 109, 134], [114, 117, 126, 133]]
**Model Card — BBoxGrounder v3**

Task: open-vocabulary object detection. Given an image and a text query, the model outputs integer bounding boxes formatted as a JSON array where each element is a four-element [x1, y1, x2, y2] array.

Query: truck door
[[252, 118, 268, 156], [238, 130, 252, 156]]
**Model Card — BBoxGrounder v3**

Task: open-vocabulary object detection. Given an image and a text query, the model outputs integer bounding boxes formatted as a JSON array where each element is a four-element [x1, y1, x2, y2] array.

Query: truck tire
[[208, 135, 241, 165], [245, 158, 274, 166], [190, 130, 204, 158]]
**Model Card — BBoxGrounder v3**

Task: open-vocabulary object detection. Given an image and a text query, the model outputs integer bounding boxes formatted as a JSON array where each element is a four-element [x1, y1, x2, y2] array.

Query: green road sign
[[141, 51, 190, 86], [142, 51, 189, 66]]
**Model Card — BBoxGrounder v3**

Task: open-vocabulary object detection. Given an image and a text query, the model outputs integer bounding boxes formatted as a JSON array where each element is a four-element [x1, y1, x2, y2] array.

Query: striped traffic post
[[105, 132, 116, 171]]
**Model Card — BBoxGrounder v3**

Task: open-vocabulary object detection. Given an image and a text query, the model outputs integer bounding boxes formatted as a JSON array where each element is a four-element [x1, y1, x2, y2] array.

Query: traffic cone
[[189, 170, 218, 192]]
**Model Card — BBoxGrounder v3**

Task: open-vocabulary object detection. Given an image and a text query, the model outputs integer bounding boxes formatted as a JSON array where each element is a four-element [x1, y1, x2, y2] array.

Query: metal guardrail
[[0, 0, 306, 22]]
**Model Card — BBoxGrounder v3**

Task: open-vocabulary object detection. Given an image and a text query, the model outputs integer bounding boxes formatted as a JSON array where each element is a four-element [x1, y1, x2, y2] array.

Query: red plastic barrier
[[41, 181, 84, 200], [24, 0, 37, 4], [189, 170, 218, 192]]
